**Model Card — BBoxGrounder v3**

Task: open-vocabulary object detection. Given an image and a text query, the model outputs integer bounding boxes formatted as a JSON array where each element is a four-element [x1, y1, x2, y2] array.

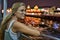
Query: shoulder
[[13, 20, 27, 29], [13, 21, 25, 27], [13, 21, 23, 28]]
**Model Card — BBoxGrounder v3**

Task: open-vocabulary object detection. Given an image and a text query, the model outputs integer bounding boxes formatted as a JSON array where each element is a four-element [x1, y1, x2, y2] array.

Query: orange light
[[9, 8, 12, 12], [27, 5, 30, 9], [34, 5, 38, 10]]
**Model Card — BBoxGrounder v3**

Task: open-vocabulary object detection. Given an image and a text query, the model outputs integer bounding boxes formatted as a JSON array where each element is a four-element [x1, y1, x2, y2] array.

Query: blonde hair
[[0, 2, 25, 39], [1, 2, 25, 26]]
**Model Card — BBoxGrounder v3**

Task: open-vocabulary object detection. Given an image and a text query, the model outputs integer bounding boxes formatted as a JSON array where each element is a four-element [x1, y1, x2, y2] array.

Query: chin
[[20, 17, 24, 19]]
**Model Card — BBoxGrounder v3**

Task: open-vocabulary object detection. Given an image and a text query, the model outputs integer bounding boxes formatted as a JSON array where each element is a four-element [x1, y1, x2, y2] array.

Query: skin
[[8, 6, 40, 36], [15, 6, 26, 19]]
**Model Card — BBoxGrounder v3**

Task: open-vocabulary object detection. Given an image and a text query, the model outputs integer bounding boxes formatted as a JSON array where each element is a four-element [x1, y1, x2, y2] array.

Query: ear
[[14, 13, 16, 16], [15, 11, 18, 14]]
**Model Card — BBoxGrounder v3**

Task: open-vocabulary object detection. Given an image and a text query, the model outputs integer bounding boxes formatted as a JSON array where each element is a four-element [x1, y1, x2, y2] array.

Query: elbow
[[35, 31, 40, 36], [32, 31, 40, 36]]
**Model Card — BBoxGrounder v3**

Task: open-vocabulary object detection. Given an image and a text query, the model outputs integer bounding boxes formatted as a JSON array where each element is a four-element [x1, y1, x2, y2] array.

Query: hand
[[36, 27, 47, 32]]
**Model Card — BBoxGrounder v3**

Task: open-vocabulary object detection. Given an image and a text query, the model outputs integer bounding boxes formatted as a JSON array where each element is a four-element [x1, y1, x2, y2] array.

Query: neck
[[12, 16, 24, 23], [12, 16, 17, 20], [17, 18, 24, 23]]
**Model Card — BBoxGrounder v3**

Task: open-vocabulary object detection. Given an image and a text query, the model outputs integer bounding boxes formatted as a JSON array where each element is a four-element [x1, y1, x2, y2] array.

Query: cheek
[[16, 13, 20, 17], [17, 13, 24, 18], [16, 12, 25, 18]]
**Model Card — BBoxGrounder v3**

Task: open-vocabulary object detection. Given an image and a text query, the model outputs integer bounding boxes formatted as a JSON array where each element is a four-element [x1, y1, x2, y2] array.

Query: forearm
[[28, 24, 37, 30], [19, 26, 40, 36], [13, 21, 40, 36]]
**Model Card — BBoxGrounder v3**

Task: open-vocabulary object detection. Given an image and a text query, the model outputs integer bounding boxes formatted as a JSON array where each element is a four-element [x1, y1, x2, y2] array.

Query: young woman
[[1, 2, 40, 40]]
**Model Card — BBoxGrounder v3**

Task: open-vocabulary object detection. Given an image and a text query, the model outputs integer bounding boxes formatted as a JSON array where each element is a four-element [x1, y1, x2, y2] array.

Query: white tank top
[[5, 20, 20, 40]]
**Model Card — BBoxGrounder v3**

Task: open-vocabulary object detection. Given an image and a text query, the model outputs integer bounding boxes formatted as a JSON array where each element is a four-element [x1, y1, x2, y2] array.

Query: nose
[[23, 11, 26, 15]]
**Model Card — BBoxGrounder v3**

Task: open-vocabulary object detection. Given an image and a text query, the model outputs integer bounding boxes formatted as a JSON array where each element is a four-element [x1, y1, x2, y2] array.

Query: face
[[15, 6, 26, 19]]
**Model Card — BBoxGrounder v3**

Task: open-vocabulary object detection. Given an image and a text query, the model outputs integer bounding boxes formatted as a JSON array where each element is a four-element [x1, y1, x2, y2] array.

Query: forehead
[[18, 6, 25, 10]]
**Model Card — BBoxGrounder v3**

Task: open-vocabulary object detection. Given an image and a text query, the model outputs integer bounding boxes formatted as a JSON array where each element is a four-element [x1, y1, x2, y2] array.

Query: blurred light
[[34, 5, 38, 10], [41, 9, 45, 11], [31, 13, 34, 15], [9, 8, 12, 12], [7, 9, 10, 12], [2, 10, 4, 13], [57, 8, 60, 10], [27, 5, 30, 9], [2, 8, 12, 14]]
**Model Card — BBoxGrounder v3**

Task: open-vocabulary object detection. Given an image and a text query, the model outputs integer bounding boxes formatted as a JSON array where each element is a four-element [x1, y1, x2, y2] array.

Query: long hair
[[0, 2, 25, 40], [1, 2, 25, 26]]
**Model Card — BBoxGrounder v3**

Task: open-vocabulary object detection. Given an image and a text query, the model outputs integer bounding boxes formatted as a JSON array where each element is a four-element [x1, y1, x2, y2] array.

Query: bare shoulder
[[13, 21, 26, 29], [13, 21, 20, 27]]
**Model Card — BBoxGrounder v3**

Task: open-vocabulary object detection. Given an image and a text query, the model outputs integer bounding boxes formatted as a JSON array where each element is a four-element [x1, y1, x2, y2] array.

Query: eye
[[21, 10, 24, 12], [20, 9, 26, 12]]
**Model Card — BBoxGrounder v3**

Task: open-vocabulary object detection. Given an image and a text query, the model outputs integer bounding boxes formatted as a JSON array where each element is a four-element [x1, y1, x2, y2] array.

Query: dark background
[[7, 0, 60, 8]]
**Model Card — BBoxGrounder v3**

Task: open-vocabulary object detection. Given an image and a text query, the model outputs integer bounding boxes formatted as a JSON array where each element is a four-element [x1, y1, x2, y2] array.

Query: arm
[[13, 21, 40, 36], [27, 24, 37, 30]]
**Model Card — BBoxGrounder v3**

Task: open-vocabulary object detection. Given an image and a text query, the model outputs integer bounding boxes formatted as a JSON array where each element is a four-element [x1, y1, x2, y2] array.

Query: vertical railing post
[[3, 0, 7, 18], [0, 0, 3, 24]]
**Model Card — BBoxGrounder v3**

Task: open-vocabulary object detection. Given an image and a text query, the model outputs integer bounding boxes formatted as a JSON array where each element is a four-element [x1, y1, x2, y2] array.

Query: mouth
[[20, 14, 25, 19]]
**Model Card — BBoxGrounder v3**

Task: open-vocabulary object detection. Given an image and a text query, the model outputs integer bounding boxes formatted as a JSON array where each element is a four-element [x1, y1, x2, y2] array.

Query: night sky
[[7, 0, 60, 8]]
